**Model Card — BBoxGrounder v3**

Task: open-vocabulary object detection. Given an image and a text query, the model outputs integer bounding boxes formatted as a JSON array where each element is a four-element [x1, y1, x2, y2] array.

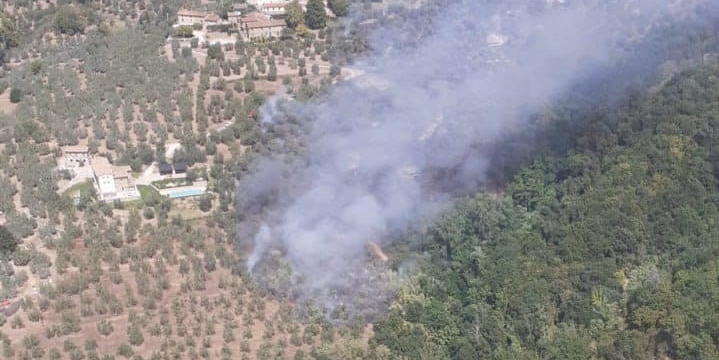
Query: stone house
[[239, 12, 286, 41], [91, 157, 138, 201], [61, 145, 90, 168], [261, 2, 290, 16], [177, 9, 207, 26]]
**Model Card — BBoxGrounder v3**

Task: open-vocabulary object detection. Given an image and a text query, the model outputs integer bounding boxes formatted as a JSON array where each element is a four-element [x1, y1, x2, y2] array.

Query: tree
[[125, 209, 141, 244], [305, 0, 327, 30], [328, 0, 350, 17], [286, 0, 305, 29], [208, 44, 225, 61], [174, 25, 194, 38], [0, 15, 19, 49], [9, 87, 21, 103], [0, 225, 17, 256], [55, 6, 85, 35], [198, 195, 212, 212], [128, 324, 144, 346]]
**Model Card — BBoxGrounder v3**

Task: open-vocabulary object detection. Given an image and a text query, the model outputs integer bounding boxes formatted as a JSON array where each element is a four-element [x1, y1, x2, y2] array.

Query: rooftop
[[241, 12, 286, 29], [204, 14, 221, 22], [114, 165, 133, 179], [62, 145, 89, 153], [262, 3, 289, 8], [178, 9, 207, 17], [158, 163, 173, 173], [91, 156, 114, 177], [173, 162, 188, 172]]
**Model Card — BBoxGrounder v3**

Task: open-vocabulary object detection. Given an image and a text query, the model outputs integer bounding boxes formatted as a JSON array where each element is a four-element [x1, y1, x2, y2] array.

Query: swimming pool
[[167, 188, 206, 199]]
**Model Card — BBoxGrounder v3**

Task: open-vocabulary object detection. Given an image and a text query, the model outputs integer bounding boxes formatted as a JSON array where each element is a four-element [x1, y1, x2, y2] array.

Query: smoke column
[[237, 0, 713, 314]]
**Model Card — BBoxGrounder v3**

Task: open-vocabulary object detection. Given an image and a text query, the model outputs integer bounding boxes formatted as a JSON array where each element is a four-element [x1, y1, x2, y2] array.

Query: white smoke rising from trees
[[237, 0, 713, 314]]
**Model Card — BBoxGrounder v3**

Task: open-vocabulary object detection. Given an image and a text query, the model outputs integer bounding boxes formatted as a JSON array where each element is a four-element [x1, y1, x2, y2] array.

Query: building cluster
[[176, 1, 308, 41], [246, 0, 309, 15], [157, 162, 188, 176], [61, 146, 139, 202], [237, 12, 287, 40]]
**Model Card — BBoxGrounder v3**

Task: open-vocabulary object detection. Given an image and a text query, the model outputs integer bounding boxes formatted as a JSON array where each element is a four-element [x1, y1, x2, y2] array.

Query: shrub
[[55, 6, 85, 35], [174, 26, 194, 38], [9, 87, 22, 103]]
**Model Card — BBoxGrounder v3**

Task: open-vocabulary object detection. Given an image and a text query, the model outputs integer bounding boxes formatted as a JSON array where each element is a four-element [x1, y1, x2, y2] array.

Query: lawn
[[138, 185, 163, 202], [61, 180, 94, 197], [151, 177, 192, 189], [123, 185, 165, 209]]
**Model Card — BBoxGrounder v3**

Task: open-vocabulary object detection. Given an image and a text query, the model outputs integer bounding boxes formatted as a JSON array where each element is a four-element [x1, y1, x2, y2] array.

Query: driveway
[[135, 163, 159, 186]]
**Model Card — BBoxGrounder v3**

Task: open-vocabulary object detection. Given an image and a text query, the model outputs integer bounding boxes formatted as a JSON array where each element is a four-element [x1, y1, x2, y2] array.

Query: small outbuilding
[[172, 162, 188, 174], [158, 163, 173, 176]]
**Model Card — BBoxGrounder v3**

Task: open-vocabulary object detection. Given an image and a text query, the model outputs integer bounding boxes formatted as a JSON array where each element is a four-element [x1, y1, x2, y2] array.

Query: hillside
[[371, 65, 719, 359], [0, 0, 362, 359], [1, 0, 719, 359]]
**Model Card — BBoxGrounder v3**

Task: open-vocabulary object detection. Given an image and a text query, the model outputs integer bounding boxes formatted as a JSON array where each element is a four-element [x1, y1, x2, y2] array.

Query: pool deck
[[158, 181, 208, 198]]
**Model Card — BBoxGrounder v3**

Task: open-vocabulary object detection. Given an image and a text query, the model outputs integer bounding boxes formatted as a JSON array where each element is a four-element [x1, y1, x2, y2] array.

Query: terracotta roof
[[91, 156, 114, 177], [114, 165, 133, 179], [178, 9, 207, 17], [241, 12, 286, 29], [204, 14, 220, 22], [262, 3, 289, 8], [62, 145, 89, 153]]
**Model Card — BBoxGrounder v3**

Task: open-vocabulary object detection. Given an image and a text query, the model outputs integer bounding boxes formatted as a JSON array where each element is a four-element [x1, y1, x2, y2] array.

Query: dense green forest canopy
[[370, 65, 719, 359]]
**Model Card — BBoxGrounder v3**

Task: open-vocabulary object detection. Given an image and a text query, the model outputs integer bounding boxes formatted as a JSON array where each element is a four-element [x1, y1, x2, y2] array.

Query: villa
[[239, 12, 286, 41], [91, 157, 139, 201]]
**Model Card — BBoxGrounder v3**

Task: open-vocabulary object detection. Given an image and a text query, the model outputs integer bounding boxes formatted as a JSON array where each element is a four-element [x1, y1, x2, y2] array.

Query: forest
[[370, 64, 719, 359], [0, 0, 719, 359]]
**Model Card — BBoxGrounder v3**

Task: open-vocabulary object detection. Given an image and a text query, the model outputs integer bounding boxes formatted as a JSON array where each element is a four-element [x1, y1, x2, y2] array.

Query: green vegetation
[[54, 6, 86, 35], [0, 0, 343, 358], [173, 25, 194, 38], [0, 225, 17, 257], [150, 178, 192, 189], [305, 0, 327, 30], [61, 180, 93, 198], [137, 185, 162, 204], [8, 88, 21, 103], [371, 66, 719, 360], [286, 0, 305, 30], [328, 0, 351, 17], [2, 0, 715, 358]]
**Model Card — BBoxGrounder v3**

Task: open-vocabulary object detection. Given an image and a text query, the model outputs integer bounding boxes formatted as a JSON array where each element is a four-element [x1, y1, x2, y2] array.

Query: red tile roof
[[204, 14, 221, 22], [178, 9, 207, 18], [240, 12, 286, 29]]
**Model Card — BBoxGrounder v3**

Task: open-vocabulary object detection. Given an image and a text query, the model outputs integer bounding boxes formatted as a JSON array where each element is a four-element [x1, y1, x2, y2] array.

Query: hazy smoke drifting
[[237, 0, 712, 315]]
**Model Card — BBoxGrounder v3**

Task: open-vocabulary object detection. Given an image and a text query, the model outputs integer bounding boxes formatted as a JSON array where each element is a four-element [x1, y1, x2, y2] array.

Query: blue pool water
[[167, 188, 206, 199]]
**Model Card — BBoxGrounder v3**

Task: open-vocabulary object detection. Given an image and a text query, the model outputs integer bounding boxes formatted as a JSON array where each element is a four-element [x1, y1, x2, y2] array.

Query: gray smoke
[[237, 0, 712, 314]]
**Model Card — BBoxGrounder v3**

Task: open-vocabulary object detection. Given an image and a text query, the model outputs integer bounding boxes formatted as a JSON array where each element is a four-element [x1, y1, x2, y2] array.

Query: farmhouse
[[239, 12, 286, 41], [177, 9, 207, 26], [228, 11, 243, 25], [91, 157, 138, 201], [261, 2, 290, 16], [247, 0, 308, 8], [246, 0, 282, 7], [204, 13, 221, 25], [61, 145, 90, 167]]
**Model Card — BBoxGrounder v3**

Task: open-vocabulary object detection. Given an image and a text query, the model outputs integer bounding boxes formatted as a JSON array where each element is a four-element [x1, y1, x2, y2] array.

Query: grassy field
[[61, 180, 94, 198], [151, 178, 192, 189]]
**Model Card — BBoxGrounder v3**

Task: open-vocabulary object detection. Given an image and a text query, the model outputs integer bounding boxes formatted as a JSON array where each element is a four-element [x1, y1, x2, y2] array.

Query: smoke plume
[[236, 0, 714, 315]]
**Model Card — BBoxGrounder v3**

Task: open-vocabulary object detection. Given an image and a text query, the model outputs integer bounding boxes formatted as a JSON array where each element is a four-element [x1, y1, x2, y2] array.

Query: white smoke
[[237, 0, 714, 315]]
